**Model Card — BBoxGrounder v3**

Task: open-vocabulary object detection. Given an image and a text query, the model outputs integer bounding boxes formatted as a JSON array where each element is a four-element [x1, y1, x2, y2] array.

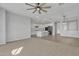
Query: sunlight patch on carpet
[[11, 46, 23, 55]]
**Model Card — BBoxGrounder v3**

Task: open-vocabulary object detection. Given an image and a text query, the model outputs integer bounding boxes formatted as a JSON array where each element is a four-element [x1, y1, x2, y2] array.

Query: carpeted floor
[[0, 36, 79, 56]]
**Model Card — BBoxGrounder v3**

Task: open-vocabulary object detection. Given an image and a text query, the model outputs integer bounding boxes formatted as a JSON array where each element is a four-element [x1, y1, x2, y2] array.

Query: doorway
[[45, 26, 53, 35], [54, 22, 61, 37]]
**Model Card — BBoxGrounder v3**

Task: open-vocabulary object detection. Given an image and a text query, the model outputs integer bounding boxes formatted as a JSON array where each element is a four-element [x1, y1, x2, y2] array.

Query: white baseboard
[[6, 35, 31, 43], [0, 42, 6, 45]]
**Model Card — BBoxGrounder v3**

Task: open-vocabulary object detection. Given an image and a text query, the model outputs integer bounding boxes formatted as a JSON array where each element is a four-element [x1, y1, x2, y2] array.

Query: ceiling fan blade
[[40, 3, 46, 6], [41, 6, 51, 9], [25, 3, 35, 7], [33, 9, 37, 13], [35, 3, 40, 5], [58, 3, 64, 6], [41, 9, 47, 13], [38, 9, 41, 14], [27, 8, 35, 10]]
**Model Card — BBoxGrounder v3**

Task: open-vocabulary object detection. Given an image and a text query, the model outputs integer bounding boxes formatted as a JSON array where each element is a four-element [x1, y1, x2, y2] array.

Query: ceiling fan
[[25, 3, 51, 14]]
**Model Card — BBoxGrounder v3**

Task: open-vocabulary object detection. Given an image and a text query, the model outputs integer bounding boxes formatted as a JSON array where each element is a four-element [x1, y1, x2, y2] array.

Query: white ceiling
[[0, 3, 79, 24]]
